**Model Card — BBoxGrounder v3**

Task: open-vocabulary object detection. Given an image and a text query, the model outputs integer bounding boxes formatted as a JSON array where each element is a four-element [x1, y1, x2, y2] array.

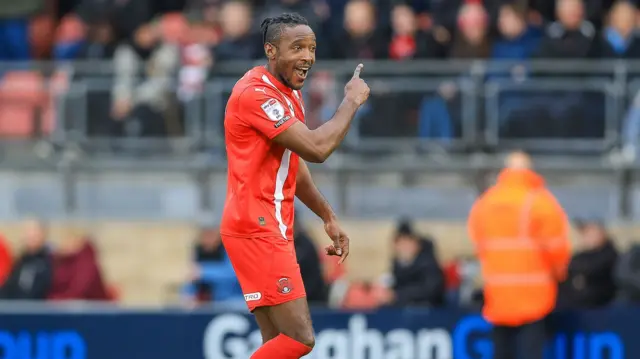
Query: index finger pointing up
[[352, 63, 363, 79]]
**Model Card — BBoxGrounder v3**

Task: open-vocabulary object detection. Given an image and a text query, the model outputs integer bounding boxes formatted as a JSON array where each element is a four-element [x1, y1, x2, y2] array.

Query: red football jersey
[[220, 66, 306, 240]]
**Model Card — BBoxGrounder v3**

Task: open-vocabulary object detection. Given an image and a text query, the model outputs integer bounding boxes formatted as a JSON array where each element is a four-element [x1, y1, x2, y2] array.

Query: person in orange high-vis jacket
[[468, 151, 571, 359]]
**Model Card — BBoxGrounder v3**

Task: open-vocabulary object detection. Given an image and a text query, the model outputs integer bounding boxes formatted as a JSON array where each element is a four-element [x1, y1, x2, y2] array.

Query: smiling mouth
[[295, 68, 309, 79]]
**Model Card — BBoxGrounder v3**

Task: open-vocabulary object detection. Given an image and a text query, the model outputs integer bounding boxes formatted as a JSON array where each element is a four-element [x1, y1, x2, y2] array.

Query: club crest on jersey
[[261, 98, 286, 122], [277, 277, 293, 295]]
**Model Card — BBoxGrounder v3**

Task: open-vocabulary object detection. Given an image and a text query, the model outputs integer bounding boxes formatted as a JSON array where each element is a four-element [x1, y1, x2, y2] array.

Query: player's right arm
[[239, 64, 369, 163], [273, 64, 370, 163]]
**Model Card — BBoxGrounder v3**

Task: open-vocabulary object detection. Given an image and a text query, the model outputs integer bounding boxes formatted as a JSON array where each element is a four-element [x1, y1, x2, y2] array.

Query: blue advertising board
[[0, 307, 633, 359]]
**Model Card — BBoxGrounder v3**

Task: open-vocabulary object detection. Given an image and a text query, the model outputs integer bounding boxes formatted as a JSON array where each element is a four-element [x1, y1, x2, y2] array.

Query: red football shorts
[[221, 235, 307, 312]]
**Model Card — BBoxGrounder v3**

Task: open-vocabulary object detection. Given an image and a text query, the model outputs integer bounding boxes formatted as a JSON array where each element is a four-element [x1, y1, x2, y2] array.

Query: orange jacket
[[468, 168, 571, 326]]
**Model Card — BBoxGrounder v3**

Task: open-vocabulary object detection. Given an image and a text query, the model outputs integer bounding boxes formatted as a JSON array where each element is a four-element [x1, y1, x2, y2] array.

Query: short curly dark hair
[[260, 13, 309, 46]]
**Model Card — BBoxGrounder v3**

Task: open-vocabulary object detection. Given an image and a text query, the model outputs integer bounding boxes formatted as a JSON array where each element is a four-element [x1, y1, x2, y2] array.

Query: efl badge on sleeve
[[261, 99, 286, 122]]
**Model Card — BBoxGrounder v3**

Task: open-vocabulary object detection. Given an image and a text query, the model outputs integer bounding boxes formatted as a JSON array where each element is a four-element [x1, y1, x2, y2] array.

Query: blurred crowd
[[180, 216, 449, 309], [2, 0, 640, 142], [5, 0, 640, 62], [178, 213, 640, 312], [0, 219, 115, 301], [2, 212, 640, 313]]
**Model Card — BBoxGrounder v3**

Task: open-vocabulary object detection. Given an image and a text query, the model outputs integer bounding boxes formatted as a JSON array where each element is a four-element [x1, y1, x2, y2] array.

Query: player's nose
[[300, 49, 314, 63]]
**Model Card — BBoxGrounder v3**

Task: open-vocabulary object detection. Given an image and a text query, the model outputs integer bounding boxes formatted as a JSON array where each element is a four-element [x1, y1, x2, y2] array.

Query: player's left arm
[[296, 159, 335, 223], [296, 160, 350, 263]]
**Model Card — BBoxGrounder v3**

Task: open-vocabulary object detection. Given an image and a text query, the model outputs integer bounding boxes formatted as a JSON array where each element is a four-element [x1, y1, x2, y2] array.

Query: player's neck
[[265, 63, 277, 78], [264, 63, 292, 92]]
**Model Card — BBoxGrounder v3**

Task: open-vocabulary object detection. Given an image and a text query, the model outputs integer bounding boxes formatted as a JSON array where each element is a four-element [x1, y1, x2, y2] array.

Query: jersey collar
[[256, 65, 294, 95]]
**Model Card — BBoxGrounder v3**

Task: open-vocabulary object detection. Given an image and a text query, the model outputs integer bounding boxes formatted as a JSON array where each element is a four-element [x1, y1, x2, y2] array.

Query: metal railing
[[4, 59, 640, 156], [0, 60, 639, 219]]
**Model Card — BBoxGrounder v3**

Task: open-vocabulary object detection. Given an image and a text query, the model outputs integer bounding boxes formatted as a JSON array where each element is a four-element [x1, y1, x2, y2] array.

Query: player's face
[[275, 25, 316, 90]]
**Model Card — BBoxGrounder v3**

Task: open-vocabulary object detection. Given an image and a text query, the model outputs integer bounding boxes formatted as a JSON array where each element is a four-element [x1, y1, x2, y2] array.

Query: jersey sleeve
[[237, 87, 299, 139]]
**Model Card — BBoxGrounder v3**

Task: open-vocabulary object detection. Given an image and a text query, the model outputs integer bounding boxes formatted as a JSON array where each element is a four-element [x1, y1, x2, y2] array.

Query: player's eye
[[293, 46, 301, 51], [310, 46, 316, 52]]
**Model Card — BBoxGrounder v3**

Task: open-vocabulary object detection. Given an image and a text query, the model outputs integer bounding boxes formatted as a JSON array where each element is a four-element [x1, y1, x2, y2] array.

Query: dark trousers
[[492, 319, 547, 359]]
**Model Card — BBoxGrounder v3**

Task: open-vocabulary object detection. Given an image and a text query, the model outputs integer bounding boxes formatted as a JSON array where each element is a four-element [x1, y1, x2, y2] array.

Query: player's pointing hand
[[352, 63, 363, 79], [344, 63, 370, 107]]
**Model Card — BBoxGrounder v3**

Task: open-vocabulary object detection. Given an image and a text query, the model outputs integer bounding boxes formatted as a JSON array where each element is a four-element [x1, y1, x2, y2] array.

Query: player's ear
[[264, 42, 276, 60]]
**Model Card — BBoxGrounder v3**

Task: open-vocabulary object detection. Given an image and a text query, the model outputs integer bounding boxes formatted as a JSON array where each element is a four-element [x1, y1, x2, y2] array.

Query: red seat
[[0, 71, 47, 137]]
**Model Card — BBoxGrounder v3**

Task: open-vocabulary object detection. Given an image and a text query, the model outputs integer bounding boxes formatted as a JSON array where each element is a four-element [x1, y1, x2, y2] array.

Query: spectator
[[331, 0, 388, 59], [490, 4, 543, 136], [535, 0, 596, 59], [454, 256, 484, 308], [76, 19, 118, 61], [557, 219, 618, 309], [388, 3, 448, 60], [449, 2, 492, 59], [213, 1, 260, 61], [304, 70, 340, 130], [111, 20, 179, 137], [340, 279, 387, 310], [614, 242, 640, 303], [183, 227, 242, 305], [0, 0, 44, 60], [259, 0, 327, 40], [532, 0, 602, 139], [529, 0, 557, 22], [376, 220, 445, 307], [492, 4, 542, 61], [596, 1, 640, 59], [0, 219, 52, 300], [72, 18, 119, 138], [76, 0, 154, 44], [417, 81, 462, 140], [49, 231, 109, 301], [531, 0, 604, 27], [293, 216, 328, 305], [345, 2, 422, 139], [185, 0, 222, 27], [52, 14, 87, 61], [184, 0, 223, 51], [467, 151, 571, 359], [429, 0, 463, 32], [177, 18, 218, 103]]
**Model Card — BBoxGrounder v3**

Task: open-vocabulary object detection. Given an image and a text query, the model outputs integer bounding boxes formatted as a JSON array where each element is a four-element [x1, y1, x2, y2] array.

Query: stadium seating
[[0, 71, 47, 137]]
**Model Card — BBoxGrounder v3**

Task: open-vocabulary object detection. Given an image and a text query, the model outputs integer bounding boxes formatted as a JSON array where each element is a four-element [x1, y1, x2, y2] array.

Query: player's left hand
[[323, 219, 350, 264]]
